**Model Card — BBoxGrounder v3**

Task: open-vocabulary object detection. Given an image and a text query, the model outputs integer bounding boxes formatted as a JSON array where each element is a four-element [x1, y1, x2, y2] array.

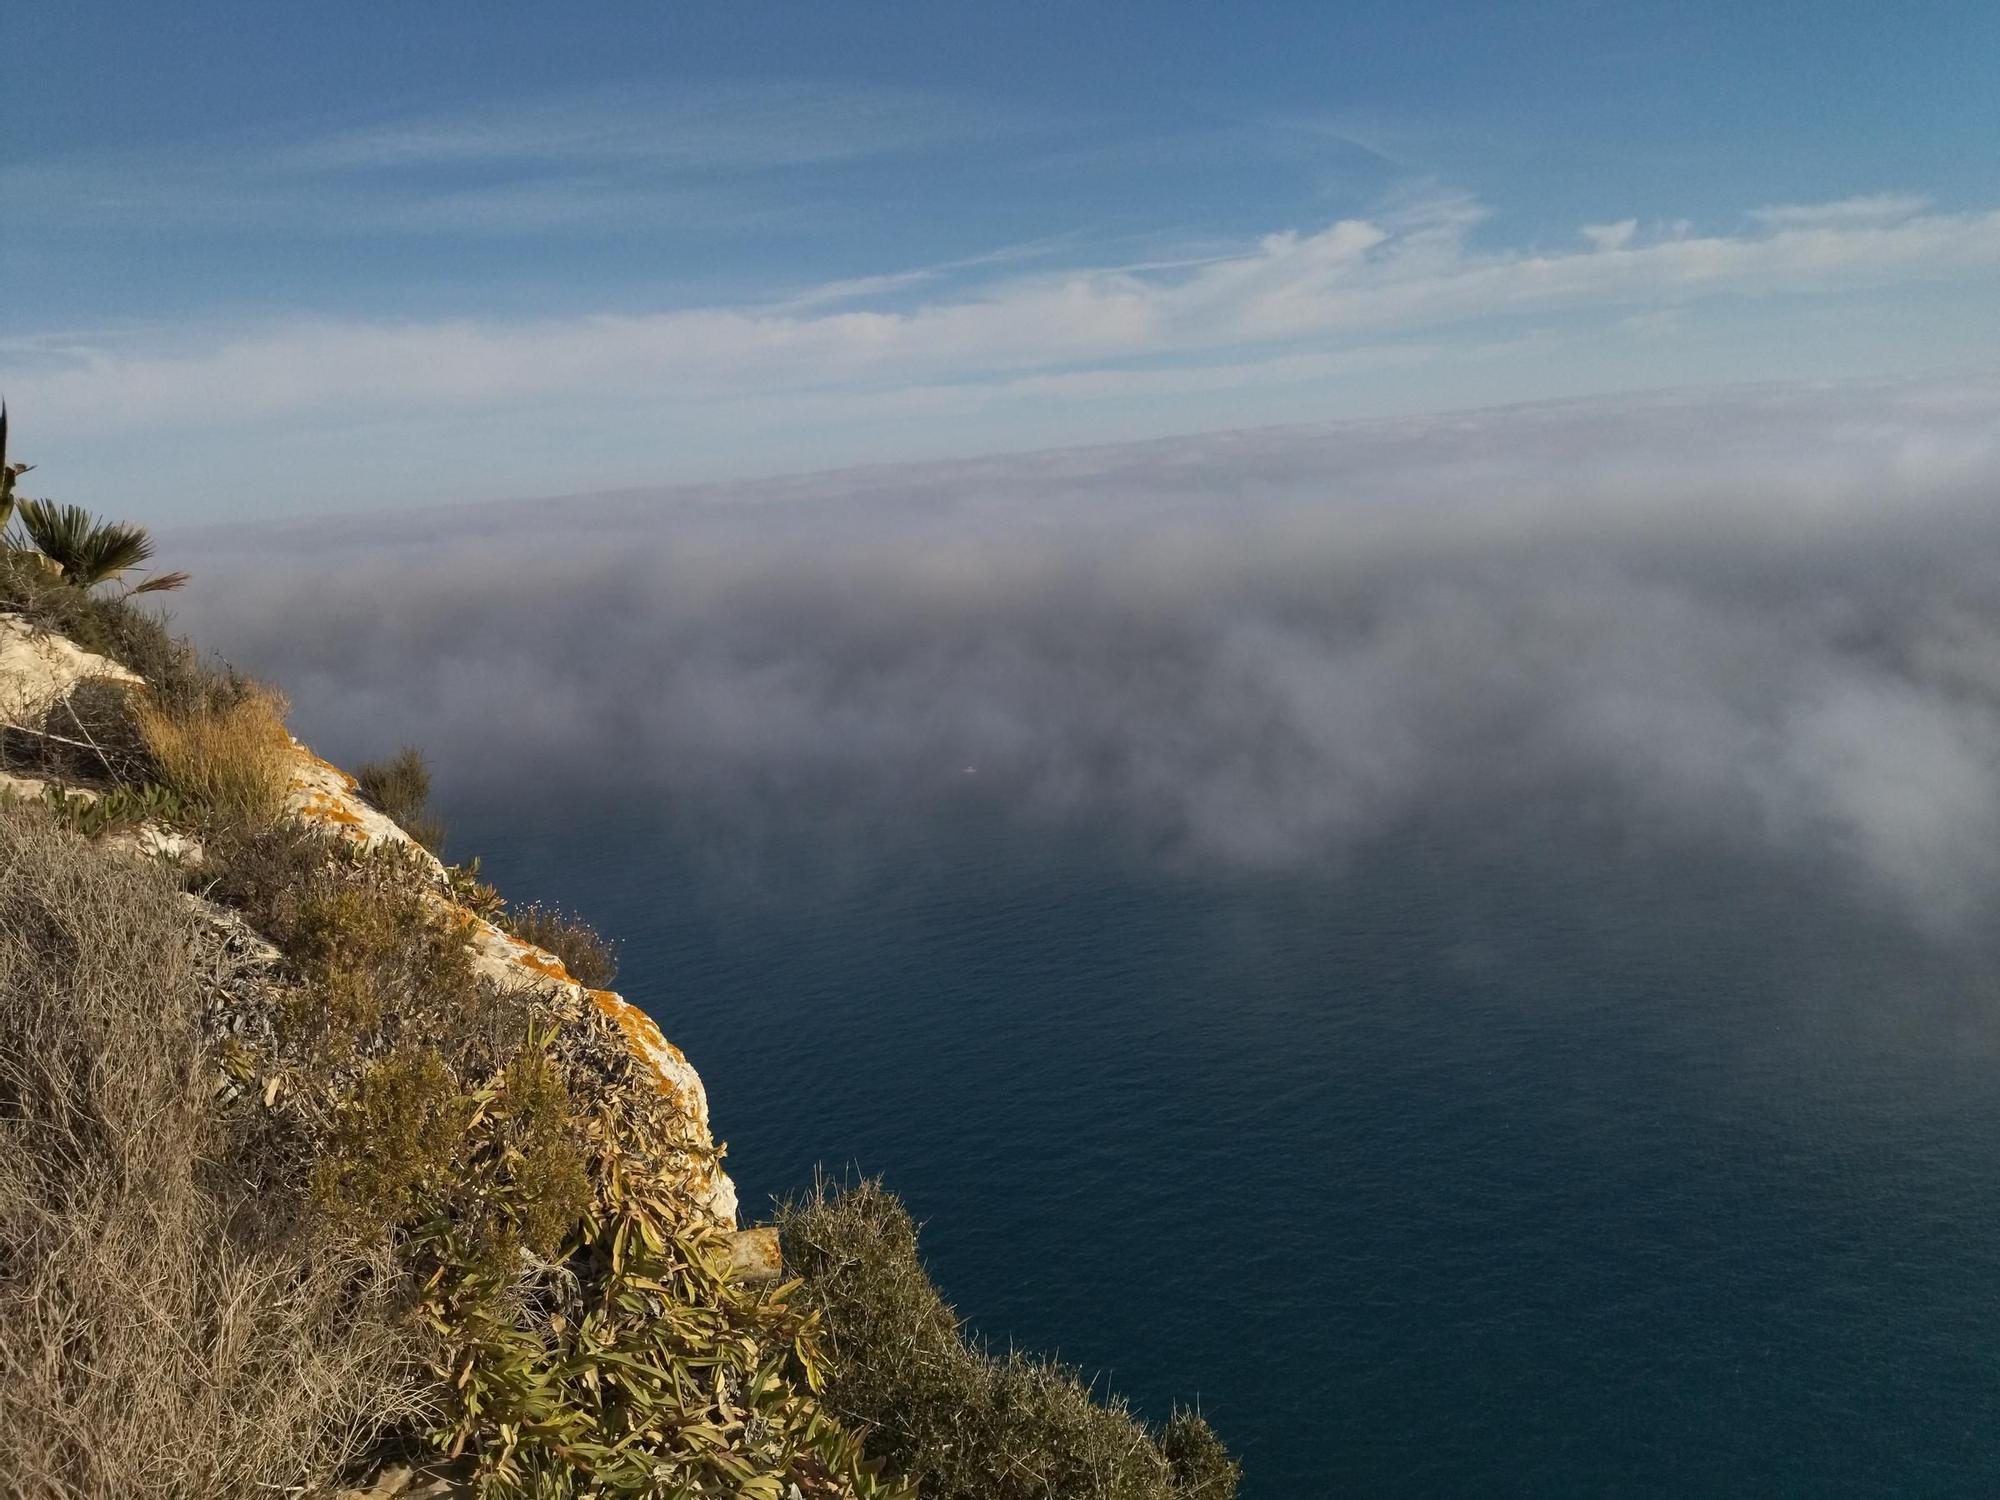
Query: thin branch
[[60, 696, 123, 782], [0, 718, 104, 755]]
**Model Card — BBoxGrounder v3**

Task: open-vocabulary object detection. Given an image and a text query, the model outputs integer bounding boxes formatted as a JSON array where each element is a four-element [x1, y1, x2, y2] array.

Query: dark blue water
[[454, 790, 2000, 1498]]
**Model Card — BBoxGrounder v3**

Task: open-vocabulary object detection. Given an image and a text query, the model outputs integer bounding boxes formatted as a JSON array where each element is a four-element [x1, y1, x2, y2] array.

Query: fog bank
[[167, 375, 2000, 923]]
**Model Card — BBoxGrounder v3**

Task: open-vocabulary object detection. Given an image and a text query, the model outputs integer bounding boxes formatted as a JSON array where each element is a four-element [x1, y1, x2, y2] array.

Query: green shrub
[[356, 744, 448, 854], [505, 902, 619, 989], [285, 876, 489, 1063], [313, 1031, 591, 1272], [1160, 1408, 1240, 1498], [26, 781, 188, 839], [414, 1114, 904, 1500], [196, 819, 906, 1494], [779, 1179, 1239, 1500], [315, 1045, 473, 1235]]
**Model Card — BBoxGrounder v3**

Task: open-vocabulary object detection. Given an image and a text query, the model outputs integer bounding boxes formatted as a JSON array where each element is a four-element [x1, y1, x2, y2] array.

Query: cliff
[[0, 589, 1236, 1499], [0, 605, 854, 1497]]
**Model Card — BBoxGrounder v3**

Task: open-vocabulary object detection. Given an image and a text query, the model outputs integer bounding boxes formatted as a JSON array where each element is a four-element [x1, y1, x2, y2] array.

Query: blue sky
[[5, 0, 1998, 521]]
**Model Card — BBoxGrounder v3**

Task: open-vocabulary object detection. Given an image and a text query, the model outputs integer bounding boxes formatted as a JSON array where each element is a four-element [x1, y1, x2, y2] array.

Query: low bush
[[412, 1093, 901, 1500], [779, 1179, 1240, 1500], [195, 815, 902, 1494], [15, 781, 188, 839], [356, 744, 448, 854], [1, 551, 149, 658], [505, 901, 620, 989], [200, 815, 349, 918], [134, 683, 294, 829], [356, 744, 431, 822], [0, 807, 427, 1500]]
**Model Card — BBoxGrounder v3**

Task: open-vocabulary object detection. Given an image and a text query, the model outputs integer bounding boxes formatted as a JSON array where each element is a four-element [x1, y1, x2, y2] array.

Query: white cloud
[[0, 82, 1025, 238], [11, 193, 2000, 439], [1582, 219, 1637, 251], [278, 81, 1009, 175], [164, 374, 2000, 923], [1750, 193, 1930, 228]]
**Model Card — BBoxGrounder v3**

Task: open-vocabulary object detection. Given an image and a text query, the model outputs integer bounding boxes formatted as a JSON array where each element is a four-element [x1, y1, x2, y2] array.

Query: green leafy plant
[[412, 1090, 908, 1500], [32, 781, 188, 839], [446, 854, 507, 919], [780, 1178, 1239, 1500]]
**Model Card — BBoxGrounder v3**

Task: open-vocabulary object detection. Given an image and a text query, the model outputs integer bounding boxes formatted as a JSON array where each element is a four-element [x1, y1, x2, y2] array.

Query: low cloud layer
[[169, 375, 2000, 924]]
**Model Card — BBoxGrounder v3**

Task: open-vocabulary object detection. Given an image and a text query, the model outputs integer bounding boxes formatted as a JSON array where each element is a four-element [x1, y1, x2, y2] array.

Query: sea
[[451, 780, 2000, 1499]]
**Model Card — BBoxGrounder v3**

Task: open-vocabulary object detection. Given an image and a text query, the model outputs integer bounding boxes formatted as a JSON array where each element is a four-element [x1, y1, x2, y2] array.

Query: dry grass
[[133, 684, 294, 828], [779, 1178, 1240, 1500], [0, 808, 429, 1499]]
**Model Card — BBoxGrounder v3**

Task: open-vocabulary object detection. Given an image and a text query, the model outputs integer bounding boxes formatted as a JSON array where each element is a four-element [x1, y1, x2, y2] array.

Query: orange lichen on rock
[[277, 728, 736, 1224], [303, 750, 359, 789], [588, 989, 689, 1100], [298, 790, 365, 829], [511, 944, 574, 983]]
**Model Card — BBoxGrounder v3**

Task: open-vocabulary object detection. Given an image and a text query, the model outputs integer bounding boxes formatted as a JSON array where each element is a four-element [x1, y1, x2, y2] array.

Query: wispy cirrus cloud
[[277, 81, 1016, 175], [12, 192, 1998, 425], [0, 81, 1030, 238], [6, 189, 1997, 516]]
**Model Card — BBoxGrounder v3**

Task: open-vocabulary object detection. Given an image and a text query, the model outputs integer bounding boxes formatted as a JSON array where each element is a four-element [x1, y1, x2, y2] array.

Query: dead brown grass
[[0, 807, 428, 1499], [133, 684, 294, 829]]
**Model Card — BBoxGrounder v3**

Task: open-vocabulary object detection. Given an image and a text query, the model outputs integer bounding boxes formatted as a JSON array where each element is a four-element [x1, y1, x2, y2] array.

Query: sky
[[4, 0, 1998, 522]]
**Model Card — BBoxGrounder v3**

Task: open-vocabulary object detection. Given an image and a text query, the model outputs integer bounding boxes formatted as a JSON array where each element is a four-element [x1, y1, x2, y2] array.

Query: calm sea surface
[[454, 788, 2000, 1498]]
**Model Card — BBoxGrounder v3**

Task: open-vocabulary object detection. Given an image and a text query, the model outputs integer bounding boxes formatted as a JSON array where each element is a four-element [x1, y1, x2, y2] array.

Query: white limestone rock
[[0, 613, 140, 720]]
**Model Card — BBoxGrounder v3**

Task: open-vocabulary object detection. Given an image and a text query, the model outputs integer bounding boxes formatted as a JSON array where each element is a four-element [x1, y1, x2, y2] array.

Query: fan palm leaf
[[16, 498, 163, 587]]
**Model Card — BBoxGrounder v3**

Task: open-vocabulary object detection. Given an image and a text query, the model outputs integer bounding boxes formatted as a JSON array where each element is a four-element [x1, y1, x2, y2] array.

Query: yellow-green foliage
[[203, 817, 903, 1497], [780, 1179, 1240, 1500], [314, 1046, 472, 1235], [279, 880, 479, 1056], [134, 685, 293, 828], [415, 1106, 907, 1500], [315, 1034, 592, 1275]]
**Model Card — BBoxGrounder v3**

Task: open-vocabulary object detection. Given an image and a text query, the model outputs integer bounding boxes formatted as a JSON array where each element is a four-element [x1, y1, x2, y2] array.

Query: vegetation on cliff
[[0, 429, 1237, 1497]]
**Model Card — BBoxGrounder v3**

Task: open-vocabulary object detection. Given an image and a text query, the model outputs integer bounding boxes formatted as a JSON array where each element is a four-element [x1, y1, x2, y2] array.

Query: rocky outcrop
[[0, 613, 140, 720], [283, 742, 737, 1224], [0, 611, 736, 1225]]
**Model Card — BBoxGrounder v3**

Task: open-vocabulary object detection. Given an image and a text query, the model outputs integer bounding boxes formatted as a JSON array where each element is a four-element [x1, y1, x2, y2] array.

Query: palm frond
[[128, 570, 192, 595], [17, 498, 159, 586]]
